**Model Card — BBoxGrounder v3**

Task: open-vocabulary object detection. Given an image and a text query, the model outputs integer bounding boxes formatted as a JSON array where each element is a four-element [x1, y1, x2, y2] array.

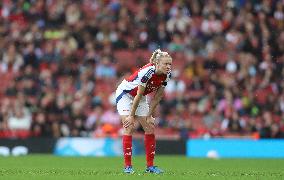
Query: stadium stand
[[0, 0, 283, 139]]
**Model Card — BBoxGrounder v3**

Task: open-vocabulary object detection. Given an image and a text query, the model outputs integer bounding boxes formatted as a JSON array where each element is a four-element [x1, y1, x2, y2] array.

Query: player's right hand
[[123, 115, 135, 128]]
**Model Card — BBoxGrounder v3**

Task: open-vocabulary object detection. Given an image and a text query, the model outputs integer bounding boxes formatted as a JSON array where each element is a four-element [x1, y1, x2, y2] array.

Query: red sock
[[145, 134, 155, 167], [123, 135, 132, 167]]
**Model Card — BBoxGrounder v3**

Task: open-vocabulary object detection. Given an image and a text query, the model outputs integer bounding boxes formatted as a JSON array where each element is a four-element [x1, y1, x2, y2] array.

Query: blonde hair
[[149, 49, 172, 64]]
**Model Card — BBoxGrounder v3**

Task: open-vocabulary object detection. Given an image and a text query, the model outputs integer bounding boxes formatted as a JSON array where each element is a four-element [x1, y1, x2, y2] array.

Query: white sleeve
[[138, 66, 155, 87]]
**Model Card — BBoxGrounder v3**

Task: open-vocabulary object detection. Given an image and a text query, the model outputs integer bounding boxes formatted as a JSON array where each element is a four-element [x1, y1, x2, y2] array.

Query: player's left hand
[[146, 116, 155, 127]]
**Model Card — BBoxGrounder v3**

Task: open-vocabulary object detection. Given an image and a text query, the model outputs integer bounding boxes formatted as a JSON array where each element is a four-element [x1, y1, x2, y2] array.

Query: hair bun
[[155, 49, 162, 54]]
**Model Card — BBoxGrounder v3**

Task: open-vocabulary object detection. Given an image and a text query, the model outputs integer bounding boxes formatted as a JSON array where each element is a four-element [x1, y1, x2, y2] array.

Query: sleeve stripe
[[143, 68, 155, 78]]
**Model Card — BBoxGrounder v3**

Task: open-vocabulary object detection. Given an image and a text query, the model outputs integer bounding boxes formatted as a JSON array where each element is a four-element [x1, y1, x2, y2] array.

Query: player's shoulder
[[138, 63, 155, 83], [138, 63, 156, 75], [140, 63, 155, 71]]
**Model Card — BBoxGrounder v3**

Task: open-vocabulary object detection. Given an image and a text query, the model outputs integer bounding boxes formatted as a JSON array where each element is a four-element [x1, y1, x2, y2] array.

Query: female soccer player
[[115, 49, 172, 174]]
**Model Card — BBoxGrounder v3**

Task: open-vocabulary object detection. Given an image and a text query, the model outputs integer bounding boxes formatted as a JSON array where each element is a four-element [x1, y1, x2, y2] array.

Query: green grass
[[0, 155, 284, 180]]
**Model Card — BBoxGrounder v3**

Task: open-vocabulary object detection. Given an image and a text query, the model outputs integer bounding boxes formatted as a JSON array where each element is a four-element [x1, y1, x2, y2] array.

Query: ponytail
[[149, 49, 172, 64], [149, 49, 162, 64]]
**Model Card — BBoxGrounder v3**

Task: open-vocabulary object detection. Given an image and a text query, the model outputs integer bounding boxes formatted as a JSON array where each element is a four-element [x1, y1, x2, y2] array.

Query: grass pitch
[[0, 155, 283, 180]]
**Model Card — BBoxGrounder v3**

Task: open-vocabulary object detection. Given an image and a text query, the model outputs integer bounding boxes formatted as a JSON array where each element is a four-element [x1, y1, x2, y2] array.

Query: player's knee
[[123, 125, 135, 135], [144, 125, 154, 134]]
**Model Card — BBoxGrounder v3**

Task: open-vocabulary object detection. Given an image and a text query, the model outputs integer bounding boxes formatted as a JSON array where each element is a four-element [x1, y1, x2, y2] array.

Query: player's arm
[[123, 85, 145, 128], [124, 66, 155, 128], [130, 67, 154, 117], [147, 86, 165, 118], [130, 85, 145, 117], [147, 73, 170, 125]]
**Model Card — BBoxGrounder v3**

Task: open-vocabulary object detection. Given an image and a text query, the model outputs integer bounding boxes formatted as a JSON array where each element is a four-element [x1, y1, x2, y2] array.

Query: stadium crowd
[[0, 0, 284, 139]]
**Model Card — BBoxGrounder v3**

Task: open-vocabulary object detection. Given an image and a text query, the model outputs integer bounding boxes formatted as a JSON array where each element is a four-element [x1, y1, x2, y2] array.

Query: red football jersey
[[118, 63, 171, 97]]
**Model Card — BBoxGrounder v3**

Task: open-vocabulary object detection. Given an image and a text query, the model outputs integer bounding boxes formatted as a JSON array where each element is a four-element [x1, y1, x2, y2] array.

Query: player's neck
[[155, 69, 164, 75]]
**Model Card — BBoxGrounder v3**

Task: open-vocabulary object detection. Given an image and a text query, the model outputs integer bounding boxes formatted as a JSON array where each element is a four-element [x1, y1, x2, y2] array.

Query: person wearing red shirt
[[115, 49, 172, 174]]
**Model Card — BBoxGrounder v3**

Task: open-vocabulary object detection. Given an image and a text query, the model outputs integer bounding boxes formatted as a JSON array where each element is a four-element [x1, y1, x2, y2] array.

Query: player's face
[[156, 57, 172, 74]]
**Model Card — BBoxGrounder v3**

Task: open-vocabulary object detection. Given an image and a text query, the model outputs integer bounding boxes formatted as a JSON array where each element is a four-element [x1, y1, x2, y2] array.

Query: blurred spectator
[[164, 70, 186, 98], [1, 43, 23, 73], [167, 5, 191, 33], [7, 101, 31, 131], [0, 0, 283, 139], [221, 111, 245, 133], [95, 56, 116, 78], [85, 105, 103, 131]]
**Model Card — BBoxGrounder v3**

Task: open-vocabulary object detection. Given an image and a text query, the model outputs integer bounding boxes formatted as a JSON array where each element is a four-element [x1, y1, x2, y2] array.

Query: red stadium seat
[[114, 50, 136, 72]]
